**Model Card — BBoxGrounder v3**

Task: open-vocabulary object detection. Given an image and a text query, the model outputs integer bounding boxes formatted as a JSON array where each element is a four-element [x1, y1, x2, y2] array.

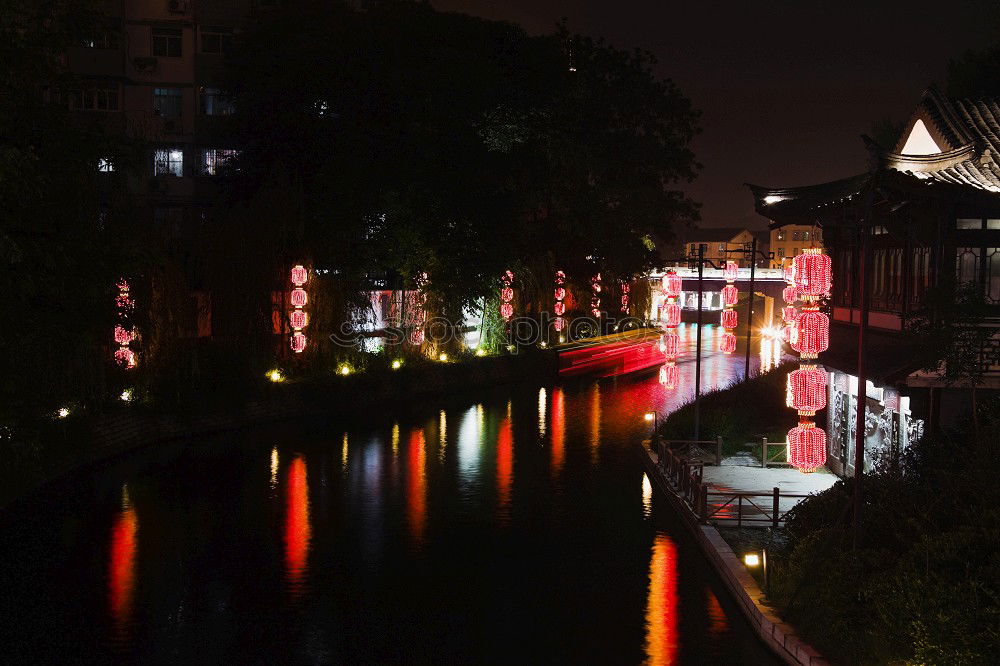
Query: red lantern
[[290, 265, 308, 286], [724, 261, 739, 282], [788, 424, 827, 473], [663, 303, 681, 327], [555, 270, 566, 284], [114, 325, 133, 346], [720, 309, 738, 330], [782, 306, 798, 323], [290, 332, 307, 353], [289, 310, 308, 330], [661, 332, 679, 358], [662, 272, 682, 299], [501, 287, 514, 303], [791, 309, 829, 357], [788, 365, 827, 414], [554, 302, 566, 316], [554, 317, 566, 331], [114, 347, 137, 368], [659, 363, 679, 389], [291, 288, 308, 308], [793, 249, 832, 298], [500, 303, 514, 320], [721, 285, 738, 307], [554, 287, 566, 301], [720, 332, 737, 354], [783, 264, 795, 284], [782, 285, 798, 304]]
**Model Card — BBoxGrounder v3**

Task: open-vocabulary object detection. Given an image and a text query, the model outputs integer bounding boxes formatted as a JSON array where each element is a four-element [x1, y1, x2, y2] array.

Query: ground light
[[539, 341, 548, 348], [267, 369, 284, 383], [57, 407, 70, 419], [391, 359, 402, 370], [339, 365, 351, 376], [438, 353, 448, 362], [475, 348, 486, 357], [743, 552, 760, 567], [120, 389, 133, 402]]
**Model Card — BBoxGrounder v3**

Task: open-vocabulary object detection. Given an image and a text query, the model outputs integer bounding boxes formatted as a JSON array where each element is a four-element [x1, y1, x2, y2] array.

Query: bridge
[[647, 267, 787, 321]]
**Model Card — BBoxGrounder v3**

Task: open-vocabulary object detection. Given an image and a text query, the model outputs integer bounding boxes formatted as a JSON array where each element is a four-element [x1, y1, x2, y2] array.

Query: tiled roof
[[885, 87, 1000, 193]]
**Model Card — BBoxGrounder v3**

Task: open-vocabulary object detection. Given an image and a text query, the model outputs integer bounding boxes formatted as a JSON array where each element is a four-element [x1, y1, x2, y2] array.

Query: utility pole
[[853, 183, 873, 549], [744, 238, 757, 380], [694, 244, 704, 441]]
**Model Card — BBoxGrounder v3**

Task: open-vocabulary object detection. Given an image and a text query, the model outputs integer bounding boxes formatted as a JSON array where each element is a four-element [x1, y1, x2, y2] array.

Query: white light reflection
[[642, 473, 653, 518], [457, 405, 483, 483], [439, 410, 447, 463], [538, 387, 547, 438], [270, 446, 279, 488]]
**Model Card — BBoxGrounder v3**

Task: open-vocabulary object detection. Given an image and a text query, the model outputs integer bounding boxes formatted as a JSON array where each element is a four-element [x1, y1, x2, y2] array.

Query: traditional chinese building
[[748, 86, 1000, 475]]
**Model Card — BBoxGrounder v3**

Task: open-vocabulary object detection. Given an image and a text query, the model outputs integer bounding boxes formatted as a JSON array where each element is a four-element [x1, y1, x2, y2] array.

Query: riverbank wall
[[639, 445, 828, 666], [1, 352, 557, 512]]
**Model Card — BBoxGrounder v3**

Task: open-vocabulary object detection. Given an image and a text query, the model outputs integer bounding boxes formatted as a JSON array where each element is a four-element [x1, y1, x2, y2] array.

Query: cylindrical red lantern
[[289, 310, 308, 330], [290, 265, 308, 286], [791, 309, 829, 357], [554, 287, 566, 301], [782, 306, 798, 323], [500, 303, 514, 320], [290, 332, 307, 353], [720, 309, 738, 330], [784, 264, 795, 284], [663, 303, 681, 327], [290, 288, 308, 308], [661, 332, 680, 358], [721, 285, 738, 307], [788, 424, 827, 473], [554, 317, 566, 331], [793, 249, 832, 298], [554, 302, 566, 316], [501, 287, 514, 302], [659, 363, 679, 389], [662, 271, 682, 299], [782, 285, 798, 304], [114, 325, 132, 346], [720, 332, 737, 354], [787, 365, 827, 414], [724, 261, 739, 282]]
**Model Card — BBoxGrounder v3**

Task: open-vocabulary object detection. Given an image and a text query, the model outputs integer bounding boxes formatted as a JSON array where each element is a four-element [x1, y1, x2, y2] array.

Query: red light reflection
[[108, 491, 137, 635], [645, 534, 679, 665], [407, 429, 426, 542], [284, 456, 311, 591], [497, 416, 513, 520], [551, 387, 565, 475]]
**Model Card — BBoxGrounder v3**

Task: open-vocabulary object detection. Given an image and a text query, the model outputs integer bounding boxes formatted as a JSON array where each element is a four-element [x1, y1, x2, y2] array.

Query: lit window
[[988, 219, 1000, 230], [154, 88, 182, 118], [154, 148, 184, 177], [803, 231, 811, 240], [719, 243, 725, 251], [82, 31, 118, 49], [199, 87, 234, 115], [776, 231, 786, 241], [775, 247, 783, 257], [201, 148, 238, 175], [792, 231, 802, 241], [98, 158, 114, 172], [200, 26, 233, 54], [957, 218, 982, 230], [152, 27, 182, 57]]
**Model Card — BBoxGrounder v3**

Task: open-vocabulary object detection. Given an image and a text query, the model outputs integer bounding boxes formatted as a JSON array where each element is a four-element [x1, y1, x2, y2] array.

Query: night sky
[[432, 0, 1000, 229]]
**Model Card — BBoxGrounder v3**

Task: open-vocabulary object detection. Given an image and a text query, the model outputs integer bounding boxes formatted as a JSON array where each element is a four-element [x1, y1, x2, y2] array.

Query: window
[[98, 158, 115, 172], [956, 247, 980, 285], [201, 148, 238, 175], [792, 231, 802, 241], [718, 243, 725, 251], [154, 88, 182, 118], [873, 225, 889, 235], [988, 219, 1000, 230], [199, 87, 234, 115], [792, 248, 799, 256], [802, 231, 811, 240], [987, 248, 1000, 304], [774, 247, 784, 258], [154, 148, 184, 176], [776, 231, 786, 241], [200, 26, 233, 54], [83, 31, 119, 49], [70, 86, 119, 111], [957, 218, 982, 230], [152, 27, 182, 57]]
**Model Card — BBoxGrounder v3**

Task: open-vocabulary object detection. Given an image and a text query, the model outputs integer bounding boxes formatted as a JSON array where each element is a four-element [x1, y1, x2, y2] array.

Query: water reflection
[[642, 473, 653, 518], [589, 383, 601, 464], [537, 387, 547, 438], [108, 485, 137, 639], [406, 429, 427, 543], [645, 533, 679, 665], [551, 387, 565, 475], [284, 456, 311, 593], [496, 407, 513, 524]]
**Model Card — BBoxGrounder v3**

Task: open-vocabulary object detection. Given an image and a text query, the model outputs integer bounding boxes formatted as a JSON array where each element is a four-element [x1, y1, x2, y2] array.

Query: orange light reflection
[[497, 416, 513, 522], [406, 429, 427, 542], [284, 456, 311, 593], [645, 533, 679, 665], [551, 387, 565, 475], [108, 488, 137, 636]]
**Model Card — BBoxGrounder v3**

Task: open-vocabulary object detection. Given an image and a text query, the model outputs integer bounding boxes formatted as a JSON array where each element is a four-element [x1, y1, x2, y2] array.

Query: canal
[[0, 325, 783, 663]]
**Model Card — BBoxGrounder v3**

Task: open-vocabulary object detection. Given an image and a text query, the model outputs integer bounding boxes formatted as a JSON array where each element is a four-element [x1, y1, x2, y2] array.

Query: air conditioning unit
[[168, 0, 190, 13], [133, 56, 157, 72]]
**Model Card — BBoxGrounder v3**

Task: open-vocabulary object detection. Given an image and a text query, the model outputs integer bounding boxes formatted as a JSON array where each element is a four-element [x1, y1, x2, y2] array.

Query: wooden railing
[[651, 439, 807, 527]]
